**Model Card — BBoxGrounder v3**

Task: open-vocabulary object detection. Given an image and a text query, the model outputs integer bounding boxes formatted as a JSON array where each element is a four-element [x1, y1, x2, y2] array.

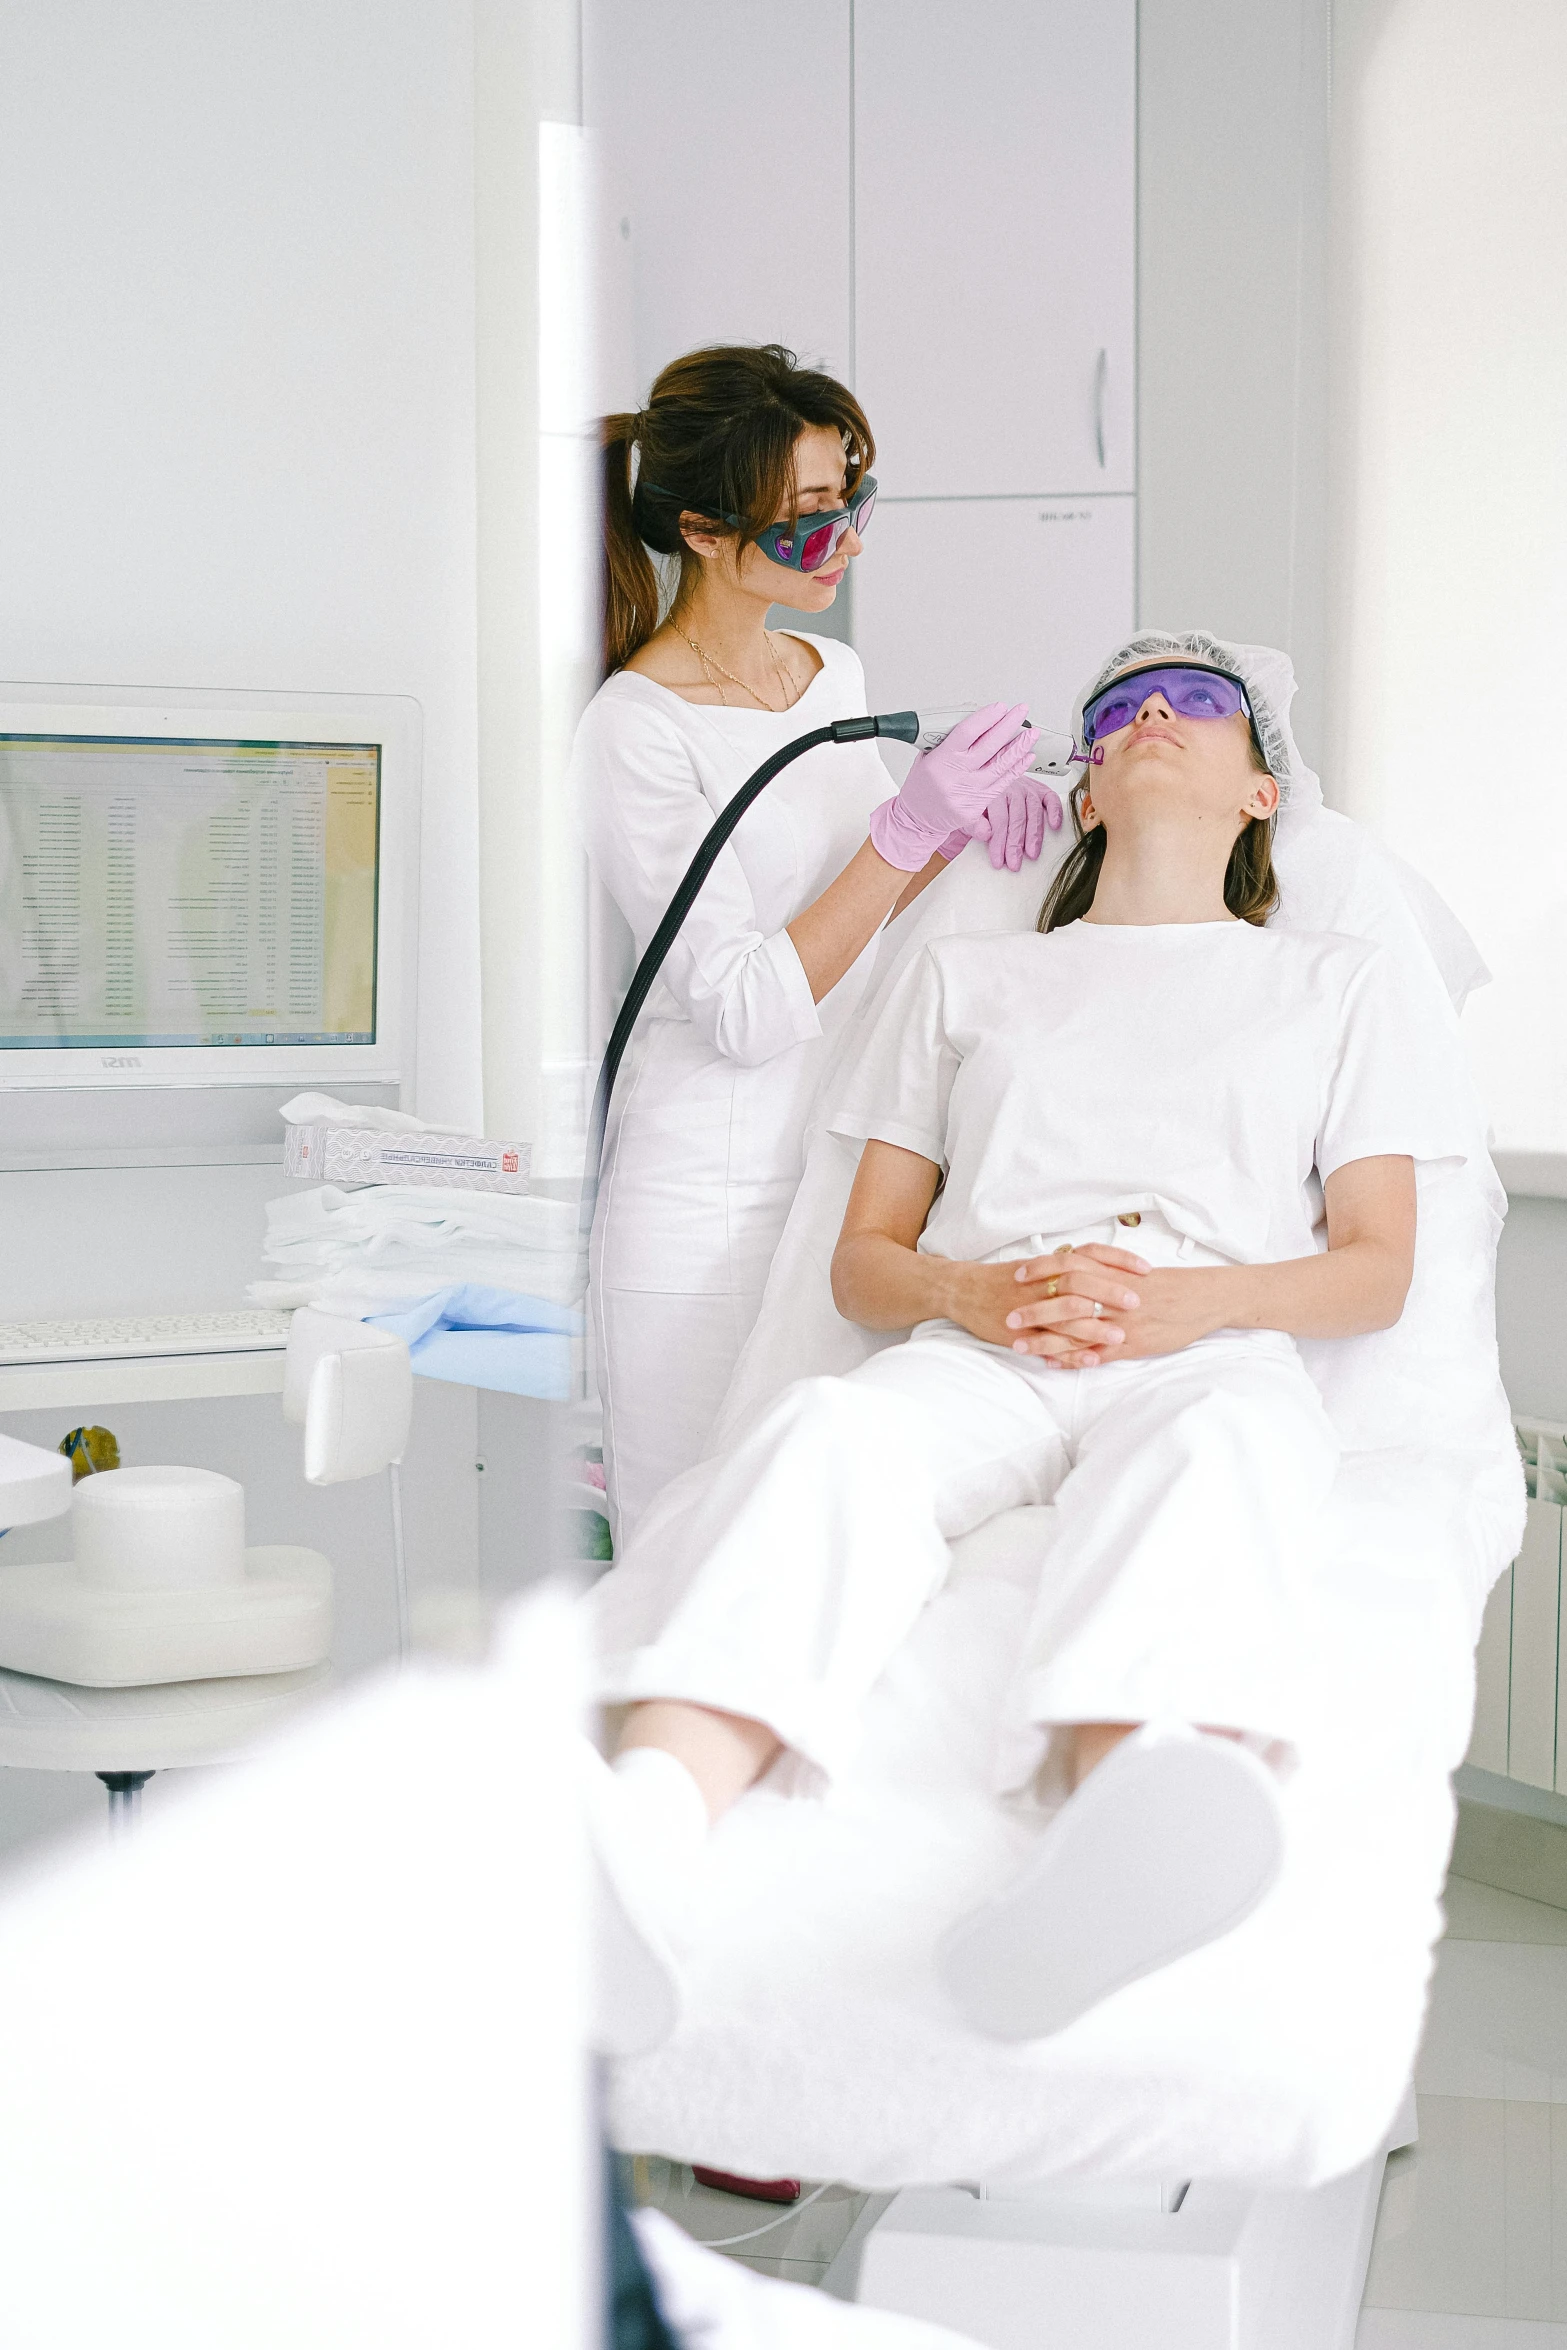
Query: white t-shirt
[[828, 920, 1471, 1267]]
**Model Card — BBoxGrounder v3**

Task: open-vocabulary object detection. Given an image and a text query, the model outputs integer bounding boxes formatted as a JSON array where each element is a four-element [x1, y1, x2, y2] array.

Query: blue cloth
[[366, 1285, 581, 1401]]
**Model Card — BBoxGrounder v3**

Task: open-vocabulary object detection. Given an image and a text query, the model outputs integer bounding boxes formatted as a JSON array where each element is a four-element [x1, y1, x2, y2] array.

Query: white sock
[[611, 1746, 710, 1873]]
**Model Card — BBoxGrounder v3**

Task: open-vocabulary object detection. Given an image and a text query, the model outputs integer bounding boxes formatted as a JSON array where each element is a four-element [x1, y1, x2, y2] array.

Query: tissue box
[[283, 1124, 531, 1194]]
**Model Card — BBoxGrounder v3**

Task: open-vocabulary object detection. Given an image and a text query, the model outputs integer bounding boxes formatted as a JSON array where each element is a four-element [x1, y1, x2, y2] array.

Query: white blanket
[[608, 1453, 1510, 2190], [607, 811, 1525, 2192]]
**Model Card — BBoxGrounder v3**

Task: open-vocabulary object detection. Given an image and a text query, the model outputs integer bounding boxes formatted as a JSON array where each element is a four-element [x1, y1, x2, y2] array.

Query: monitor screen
[[0, 734, 381, 1050]]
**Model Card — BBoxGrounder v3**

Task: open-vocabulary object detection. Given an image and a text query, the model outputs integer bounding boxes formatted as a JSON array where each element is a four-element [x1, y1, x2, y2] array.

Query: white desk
[[0, 1350, 286, 1416]]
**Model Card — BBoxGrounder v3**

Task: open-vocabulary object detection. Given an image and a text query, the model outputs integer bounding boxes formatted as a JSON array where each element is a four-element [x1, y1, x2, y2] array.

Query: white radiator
[[1465, 1418, 1567, 1792]]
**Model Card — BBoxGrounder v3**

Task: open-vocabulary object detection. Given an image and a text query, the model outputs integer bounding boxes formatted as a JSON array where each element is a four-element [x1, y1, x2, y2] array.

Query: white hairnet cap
[[1073, 631, 1322, 809]]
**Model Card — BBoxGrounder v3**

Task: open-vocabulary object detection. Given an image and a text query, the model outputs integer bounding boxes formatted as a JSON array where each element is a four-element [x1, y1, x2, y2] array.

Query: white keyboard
[[0, 1310, 293, 1366]]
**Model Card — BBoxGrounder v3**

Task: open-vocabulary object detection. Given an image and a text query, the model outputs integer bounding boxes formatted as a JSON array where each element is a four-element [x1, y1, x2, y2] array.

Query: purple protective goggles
[[1079, 661, 1267, 767]]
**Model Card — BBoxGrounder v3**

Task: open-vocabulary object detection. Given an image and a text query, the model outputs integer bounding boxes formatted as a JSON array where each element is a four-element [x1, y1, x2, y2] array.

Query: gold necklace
[[676, 624, 797, 712]]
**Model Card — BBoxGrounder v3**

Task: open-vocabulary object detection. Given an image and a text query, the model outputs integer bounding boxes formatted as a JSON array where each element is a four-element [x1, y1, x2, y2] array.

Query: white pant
[[591, 1319, 1341, 1786]]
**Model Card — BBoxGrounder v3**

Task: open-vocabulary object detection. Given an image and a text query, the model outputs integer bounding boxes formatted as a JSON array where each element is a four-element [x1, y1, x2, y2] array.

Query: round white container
[[72, 1467, 247, 1591]]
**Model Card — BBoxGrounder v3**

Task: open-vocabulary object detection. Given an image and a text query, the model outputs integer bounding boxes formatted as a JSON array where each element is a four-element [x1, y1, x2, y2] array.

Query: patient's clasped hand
[[584, 646, 1470, 2060]]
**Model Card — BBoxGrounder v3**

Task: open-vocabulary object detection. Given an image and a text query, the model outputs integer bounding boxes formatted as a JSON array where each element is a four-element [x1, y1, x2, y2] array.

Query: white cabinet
[[854, 495, 1135, 736], [854, 0, 1135, 497], [580, 0, 852, 395], [580, 0, 1137, 717]]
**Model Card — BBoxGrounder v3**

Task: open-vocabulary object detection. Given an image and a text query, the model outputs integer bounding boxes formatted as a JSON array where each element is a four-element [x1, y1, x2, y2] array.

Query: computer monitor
[[0, 684, 419, 1166]]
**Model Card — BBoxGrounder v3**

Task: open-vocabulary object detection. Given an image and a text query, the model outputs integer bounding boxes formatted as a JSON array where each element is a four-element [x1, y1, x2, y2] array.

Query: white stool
[[0, 1660, 332, 1825], [0, 1430, 333, 1826]]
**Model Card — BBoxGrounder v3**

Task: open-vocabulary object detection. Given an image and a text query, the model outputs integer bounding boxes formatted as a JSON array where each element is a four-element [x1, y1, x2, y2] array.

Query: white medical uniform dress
[[573, 635, 893, 1546]]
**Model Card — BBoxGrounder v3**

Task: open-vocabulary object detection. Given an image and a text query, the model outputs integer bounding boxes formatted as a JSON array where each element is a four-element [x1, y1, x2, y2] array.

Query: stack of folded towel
[[252, 1183, 581, 1308], [251, 1099, 583, 1399]]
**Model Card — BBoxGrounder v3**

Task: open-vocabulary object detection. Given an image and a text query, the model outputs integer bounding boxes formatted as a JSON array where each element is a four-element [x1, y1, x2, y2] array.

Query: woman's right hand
[[941, 1244, 1150, 1366], [869, 701, 1035, 872]]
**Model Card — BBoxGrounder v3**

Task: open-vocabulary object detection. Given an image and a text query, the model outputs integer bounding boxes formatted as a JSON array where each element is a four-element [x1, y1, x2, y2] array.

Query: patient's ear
[[1243, 774, 1280, 821]]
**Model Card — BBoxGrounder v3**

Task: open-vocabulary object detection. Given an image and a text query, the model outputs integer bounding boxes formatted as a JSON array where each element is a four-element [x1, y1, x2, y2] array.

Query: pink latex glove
[[868, 701, 1035, 873], [938, 772, 1065, 869]]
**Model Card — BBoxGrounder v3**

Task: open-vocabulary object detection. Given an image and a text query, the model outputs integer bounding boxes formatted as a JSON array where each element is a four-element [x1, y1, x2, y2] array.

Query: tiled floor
[[631, 1870, 1567, 2337], [1357, 1874, 1567, 2346], [1357, 2321, 1567, 2348]]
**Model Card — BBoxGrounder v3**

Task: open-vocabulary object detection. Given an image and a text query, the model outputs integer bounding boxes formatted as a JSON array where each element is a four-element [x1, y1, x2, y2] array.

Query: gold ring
[[1044, 1275, 1061, 1299]]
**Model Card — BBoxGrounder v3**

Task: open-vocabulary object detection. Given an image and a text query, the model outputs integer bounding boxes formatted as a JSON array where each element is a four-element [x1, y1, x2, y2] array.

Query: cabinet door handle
[[1094, 348, 1108, 470]]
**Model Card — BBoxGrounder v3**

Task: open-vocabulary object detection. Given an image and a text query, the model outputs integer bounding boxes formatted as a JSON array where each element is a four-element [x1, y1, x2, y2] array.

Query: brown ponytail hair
[[601, 344, 874, 675], [1037, 765, 1280, 934]]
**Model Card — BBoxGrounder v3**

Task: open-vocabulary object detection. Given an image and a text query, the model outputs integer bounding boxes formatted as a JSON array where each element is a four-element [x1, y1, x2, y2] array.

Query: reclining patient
[[587, 647, 1470, 2060]]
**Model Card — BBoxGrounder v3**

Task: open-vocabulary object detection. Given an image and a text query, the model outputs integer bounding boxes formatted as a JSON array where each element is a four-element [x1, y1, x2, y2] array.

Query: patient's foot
[[581, 1742, 708, 2057], [938, 1723, 1283, 2043]]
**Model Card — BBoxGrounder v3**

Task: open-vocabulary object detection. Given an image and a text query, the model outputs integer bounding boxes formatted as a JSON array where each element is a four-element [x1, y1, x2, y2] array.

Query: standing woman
[[574, 343, 1048, 1546]]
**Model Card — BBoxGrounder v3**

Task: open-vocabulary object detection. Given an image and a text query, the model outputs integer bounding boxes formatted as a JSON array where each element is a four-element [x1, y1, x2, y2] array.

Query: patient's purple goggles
[[1078, 662, 1266, 767]]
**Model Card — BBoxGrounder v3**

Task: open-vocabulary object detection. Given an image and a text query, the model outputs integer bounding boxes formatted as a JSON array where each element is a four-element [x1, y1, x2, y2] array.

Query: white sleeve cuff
[[751, 926, 823, 1054], [827, 1110, 947, 1171]]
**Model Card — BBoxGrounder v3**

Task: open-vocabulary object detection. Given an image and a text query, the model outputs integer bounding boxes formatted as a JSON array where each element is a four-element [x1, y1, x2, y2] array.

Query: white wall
[[1319, 0, 1567, 1402], [474, 1, 612, 1161], [0, 2, 505, 1857], [1496, 1200, 1567, 1426], [0, 0, 483, 1130], [1326, 0, 1567, 1158], [1137, 0, 1567, 1411], [1137, 0, 1331, 765]]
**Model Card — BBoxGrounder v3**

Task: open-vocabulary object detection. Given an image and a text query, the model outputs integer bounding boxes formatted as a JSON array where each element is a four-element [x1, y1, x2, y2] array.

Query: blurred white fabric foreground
[[0, 1593, 590, 2350], [0, 1587, 985, 2350]]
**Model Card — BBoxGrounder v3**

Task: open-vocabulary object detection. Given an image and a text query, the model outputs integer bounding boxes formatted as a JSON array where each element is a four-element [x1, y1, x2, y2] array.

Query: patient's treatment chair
[[597, 753, 1523, 2350]]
